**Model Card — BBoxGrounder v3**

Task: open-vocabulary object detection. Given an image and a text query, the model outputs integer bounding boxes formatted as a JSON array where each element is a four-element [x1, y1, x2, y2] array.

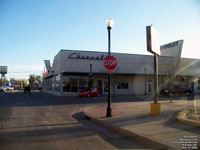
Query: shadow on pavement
[[103, 113, 163, 127], [0, 122, 95, 141], [0, 91, 189, 108], [72, 112, 147, 149], [1, 122, 79, 130]]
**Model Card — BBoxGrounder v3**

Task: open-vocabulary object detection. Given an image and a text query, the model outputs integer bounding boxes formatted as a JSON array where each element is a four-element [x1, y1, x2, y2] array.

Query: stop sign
[[103, 55, 117, 71]]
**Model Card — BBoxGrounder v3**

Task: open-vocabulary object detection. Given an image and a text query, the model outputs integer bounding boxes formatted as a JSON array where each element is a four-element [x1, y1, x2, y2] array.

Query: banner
[[44, 60, 51, 72]]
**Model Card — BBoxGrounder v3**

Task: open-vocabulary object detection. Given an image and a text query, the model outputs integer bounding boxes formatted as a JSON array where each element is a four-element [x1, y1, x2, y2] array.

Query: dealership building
[[43, 40, 200, 96]]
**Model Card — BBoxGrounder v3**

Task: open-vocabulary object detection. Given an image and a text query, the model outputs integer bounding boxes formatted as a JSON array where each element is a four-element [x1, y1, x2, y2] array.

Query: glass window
[[44, 77, 53, 90], [63, 78, 70, 92], [79, 78, 88, 90], [117, 83, 128, 89], [71, 78, 78, 92], [55, 74, 60, 92], [62, 75, 89, 92], [104, 81, 108, 92]]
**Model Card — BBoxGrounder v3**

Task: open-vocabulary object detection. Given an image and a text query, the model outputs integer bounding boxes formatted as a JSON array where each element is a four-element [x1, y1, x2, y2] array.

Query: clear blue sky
[[0, 0, 199, 79]]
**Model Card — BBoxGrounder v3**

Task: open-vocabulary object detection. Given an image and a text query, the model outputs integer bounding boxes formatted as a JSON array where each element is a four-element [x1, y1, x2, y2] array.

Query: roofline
[[59, 49, 173, 58]]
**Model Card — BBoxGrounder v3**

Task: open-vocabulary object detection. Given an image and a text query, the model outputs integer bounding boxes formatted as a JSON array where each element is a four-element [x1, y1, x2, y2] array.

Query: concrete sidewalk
[[83, 99, 200, 150]]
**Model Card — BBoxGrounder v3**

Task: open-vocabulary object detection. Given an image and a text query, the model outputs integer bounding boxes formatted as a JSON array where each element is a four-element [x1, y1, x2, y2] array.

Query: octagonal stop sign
[[103, 55, 117, 74]]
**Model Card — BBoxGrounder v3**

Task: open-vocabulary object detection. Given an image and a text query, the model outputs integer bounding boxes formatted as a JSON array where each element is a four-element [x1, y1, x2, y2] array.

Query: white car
[[4, 86, 14, 91]]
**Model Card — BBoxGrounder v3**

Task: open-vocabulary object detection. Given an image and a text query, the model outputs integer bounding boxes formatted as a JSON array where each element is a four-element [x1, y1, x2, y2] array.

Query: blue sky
[[0, 0, 199, 79]]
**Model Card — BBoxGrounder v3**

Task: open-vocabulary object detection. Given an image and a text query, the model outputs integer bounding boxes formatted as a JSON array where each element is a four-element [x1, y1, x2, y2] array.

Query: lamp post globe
[[106, 18, 114, 28]]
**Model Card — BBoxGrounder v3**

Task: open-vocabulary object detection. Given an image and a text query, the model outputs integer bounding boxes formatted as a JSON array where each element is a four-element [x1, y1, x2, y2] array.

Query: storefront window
[[44, 77, 53, 91], [71, 78, 78, 92], [79, 78, 88, 90], [55, 74, 60, 92], [104, 81, 108, 92], [62, 75, 89, 92], [117, 83, 128, 89], [63, 77, 70, 92]]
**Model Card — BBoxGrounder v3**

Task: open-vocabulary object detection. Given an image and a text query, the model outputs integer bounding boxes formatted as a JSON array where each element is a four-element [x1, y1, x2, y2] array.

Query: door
[[97, 80, 102, 94], [103, 81, 108, 94], [147, 80, 153, 94]]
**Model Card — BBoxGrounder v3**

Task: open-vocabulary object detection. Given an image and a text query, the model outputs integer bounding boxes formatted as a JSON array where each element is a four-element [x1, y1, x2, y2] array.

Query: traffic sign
[[103, 55, 117, 73]]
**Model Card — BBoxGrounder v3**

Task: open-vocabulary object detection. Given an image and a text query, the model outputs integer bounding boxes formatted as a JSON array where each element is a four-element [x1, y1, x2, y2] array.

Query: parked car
[[4, 86, 14, 91], [0, 87, 4, 92], [24, 86, 31, 93], [78, 87, 100, 97], [160, 86, 192, 96]]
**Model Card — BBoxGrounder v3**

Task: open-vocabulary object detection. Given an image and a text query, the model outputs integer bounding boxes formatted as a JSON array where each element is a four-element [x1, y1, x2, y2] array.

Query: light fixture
[[106, 18, 114, 28]]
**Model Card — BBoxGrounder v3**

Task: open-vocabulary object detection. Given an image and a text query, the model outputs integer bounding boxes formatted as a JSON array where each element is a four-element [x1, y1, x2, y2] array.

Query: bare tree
[[159, 58, 184, 103]]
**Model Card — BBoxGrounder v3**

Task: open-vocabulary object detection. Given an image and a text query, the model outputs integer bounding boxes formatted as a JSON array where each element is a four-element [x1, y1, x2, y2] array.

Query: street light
[[89, 62, 93, 98], [106, 18, 114, 117], [144, 67, 147, 95]]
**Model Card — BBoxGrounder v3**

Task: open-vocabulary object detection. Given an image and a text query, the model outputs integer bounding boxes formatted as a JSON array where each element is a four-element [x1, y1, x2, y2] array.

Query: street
[[0, 91, 146, 150]]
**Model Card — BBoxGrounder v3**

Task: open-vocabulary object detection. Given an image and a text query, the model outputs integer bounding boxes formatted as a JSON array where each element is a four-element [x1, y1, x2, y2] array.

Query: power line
[[8, 71, 43, 73]]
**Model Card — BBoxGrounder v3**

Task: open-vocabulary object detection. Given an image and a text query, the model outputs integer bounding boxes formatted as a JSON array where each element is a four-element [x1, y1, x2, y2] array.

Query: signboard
[[68, 52, 104, 60], [44, 60, 51, 72], [160, 40, 183, 62], [0, 66, 8, 74], [146, 26, 160, 55], [103, 55, 117, 74]]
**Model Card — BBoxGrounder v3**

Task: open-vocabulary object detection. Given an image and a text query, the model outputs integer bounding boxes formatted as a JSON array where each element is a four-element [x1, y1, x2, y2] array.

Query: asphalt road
[[0, 91, 146, 150]]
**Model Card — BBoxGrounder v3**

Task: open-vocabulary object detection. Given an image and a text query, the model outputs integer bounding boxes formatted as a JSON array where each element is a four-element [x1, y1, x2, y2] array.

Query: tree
[[0, 76, 8, 87], [159, 58, 184, 103], [100, 67, 123, 96], [10, 78, 15, 86], [22, 79, 28, 88], [35, 75, 41, 81], [29, 74, 36, 87], [0, 78, 2, 87]]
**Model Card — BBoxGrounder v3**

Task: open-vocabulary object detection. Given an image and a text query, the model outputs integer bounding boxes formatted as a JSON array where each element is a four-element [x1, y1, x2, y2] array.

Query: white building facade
[[43, 48, 200, 96]]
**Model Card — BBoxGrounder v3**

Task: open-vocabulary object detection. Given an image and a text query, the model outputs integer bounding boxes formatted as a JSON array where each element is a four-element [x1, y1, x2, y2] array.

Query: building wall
[[43, 50, 200, 96], [113, 75, 134, 95]]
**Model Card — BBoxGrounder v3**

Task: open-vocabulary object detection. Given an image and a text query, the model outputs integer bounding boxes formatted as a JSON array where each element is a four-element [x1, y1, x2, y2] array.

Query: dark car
[[160, 86, 192, 96], [0, 87, 4, 92], [78, 87, 100, 97], [24, 86, 31, 93]]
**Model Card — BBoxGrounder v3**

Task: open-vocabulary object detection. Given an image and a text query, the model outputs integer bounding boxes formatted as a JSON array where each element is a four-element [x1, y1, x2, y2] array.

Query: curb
[[84, 112, 175, 150], [177, 117, 200, 126]]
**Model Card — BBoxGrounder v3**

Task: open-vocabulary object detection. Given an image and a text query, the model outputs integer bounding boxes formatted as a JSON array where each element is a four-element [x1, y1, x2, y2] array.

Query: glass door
[[103, 81, 108, 93]]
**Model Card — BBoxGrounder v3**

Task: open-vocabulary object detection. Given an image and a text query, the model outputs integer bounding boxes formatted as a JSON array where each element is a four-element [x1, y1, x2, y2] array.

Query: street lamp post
[[145, 67, 147, 95], [106, 18, 114, 117], [89, 62, 93, 97]]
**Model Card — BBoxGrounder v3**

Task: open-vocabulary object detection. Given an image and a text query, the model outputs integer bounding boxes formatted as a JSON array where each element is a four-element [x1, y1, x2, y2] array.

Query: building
[[43, 40, 200, 96]]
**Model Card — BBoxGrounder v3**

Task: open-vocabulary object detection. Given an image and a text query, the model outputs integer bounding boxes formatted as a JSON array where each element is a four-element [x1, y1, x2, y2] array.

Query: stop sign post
[[103, 55, 117, 74]]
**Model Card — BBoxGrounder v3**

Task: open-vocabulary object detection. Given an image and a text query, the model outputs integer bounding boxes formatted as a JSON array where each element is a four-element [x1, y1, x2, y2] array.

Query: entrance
[[97, 80, 103, 94], [147, 80, 153, 94], [103, 81, 108, 94]]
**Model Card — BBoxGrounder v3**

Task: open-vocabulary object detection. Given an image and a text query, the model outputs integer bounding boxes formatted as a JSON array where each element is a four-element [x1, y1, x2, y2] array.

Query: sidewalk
[[83, 99, 200, 150]]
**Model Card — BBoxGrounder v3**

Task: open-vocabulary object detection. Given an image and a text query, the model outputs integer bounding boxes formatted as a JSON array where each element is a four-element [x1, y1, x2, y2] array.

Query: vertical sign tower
[[146, 25, 161, 115]]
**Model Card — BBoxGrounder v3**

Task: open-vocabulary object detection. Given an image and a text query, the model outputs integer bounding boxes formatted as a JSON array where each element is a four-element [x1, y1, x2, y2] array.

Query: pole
[[89, 63, 92, 98], [1, 74, 3, 87], [154, 54, 158, 104], [145, 67, 147, 95], [106, 26, 112, 117]]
